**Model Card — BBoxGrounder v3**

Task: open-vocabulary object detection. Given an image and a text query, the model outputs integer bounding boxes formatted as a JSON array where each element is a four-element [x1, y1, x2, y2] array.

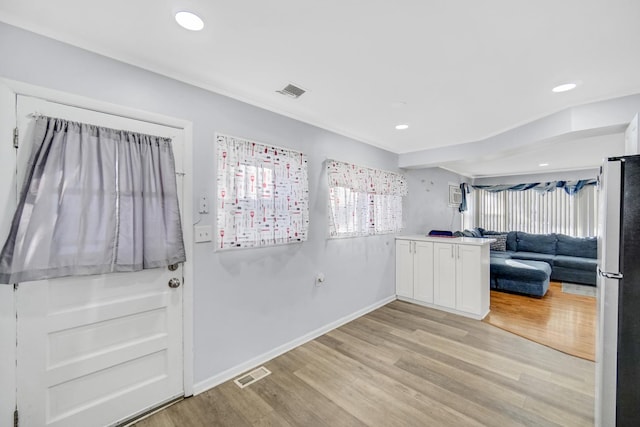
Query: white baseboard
[[397, 295, 486, 320], [192, 295, 397, 395]]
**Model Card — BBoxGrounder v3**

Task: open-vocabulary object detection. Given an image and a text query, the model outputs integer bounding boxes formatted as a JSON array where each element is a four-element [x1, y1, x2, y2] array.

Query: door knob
[[168, 278, 181, 288]]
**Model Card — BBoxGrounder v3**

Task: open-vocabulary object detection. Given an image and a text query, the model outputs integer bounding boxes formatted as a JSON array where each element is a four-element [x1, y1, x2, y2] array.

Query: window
[[472, 185, 598, 237], [216, 134, 309, 250], [327, 160, 407, 237]]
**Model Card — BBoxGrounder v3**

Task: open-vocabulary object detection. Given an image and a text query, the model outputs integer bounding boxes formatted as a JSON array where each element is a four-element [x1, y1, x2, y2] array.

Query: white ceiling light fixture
[[552, 83, 577, 93], [175, 11, 204, 31], [539, 163, 549, 167], [395, 124, 409, 130]]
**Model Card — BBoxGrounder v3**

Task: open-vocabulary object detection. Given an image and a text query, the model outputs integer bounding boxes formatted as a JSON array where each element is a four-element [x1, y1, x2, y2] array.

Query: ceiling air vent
[[277, 83, 306, 99], [233, 366, 272, 389]]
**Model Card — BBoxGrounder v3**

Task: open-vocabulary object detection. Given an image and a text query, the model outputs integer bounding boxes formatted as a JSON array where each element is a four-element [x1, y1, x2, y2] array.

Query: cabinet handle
[[413, 241, 416, 253], [457, 245, 460, 259], [451, 245, 453, 258]]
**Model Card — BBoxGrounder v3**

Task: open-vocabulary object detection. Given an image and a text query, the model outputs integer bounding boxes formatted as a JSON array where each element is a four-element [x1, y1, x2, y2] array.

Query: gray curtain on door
[[0, 116, 186, 284]]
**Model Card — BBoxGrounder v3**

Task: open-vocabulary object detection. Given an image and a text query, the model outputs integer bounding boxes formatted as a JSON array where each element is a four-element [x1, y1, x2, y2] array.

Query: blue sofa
[[471, 229, 597, 297]]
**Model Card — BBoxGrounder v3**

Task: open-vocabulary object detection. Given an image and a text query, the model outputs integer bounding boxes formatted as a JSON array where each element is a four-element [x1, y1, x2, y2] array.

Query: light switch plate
[[194, 225, 212, 243], [198, 195, 209, 214]]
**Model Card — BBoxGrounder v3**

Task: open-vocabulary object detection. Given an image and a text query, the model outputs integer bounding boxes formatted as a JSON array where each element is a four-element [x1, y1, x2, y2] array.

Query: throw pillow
[[490, 234, 508, 251]]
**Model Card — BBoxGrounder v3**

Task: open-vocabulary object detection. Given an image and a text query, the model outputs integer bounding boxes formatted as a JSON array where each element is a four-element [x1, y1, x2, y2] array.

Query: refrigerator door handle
[[598, 267, 623, 280]]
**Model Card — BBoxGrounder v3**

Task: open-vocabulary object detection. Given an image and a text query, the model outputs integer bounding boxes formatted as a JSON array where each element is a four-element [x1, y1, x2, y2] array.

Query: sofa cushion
[[556, 234, 597, 259], [490, 234, 508, 251], [506, 231, 517, 252], [553, 255, 597, 272], [490, 250, 515, 259], [551, 266, 597, 286], [510, 251, 556, 265], [516, 232, 557, 255], [490, 258, 551, 281]]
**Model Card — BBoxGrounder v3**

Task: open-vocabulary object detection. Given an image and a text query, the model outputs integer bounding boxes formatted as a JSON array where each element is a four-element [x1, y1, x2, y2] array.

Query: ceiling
[[442, 132, 624, 178], [1, 0, 639, 176]]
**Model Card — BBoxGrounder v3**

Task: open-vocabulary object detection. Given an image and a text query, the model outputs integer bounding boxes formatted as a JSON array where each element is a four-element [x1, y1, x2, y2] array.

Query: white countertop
[[396, 234, 495, 246]]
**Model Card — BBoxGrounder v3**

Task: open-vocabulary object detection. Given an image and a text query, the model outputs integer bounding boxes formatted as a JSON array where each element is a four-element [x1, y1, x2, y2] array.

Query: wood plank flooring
[[135, 300, 595, 427], [484, 282, 597, 361]]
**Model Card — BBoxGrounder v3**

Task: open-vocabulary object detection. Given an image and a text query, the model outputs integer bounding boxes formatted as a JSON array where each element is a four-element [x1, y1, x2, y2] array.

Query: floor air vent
[[234, 366, 272, 388], [276, 83, 306, 99]]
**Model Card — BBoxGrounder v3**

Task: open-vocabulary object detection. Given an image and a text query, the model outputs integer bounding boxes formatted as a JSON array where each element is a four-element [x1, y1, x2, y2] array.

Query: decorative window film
[[216, 134, 309, 250], [327, 160, 407, 238]]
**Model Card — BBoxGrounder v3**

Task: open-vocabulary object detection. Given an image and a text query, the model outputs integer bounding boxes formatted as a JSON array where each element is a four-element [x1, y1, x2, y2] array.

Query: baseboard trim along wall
[[193, 295, 397, 395]]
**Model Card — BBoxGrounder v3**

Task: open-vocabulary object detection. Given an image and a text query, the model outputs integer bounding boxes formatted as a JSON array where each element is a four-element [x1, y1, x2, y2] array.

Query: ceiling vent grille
[[234, 366, 272, 389], [277, 84, 306, 99]]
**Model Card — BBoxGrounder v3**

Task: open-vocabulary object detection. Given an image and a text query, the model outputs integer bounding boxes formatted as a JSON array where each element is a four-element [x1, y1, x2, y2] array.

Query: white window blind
[[327, 160, 407, 238], [473, 186, 598, 237]]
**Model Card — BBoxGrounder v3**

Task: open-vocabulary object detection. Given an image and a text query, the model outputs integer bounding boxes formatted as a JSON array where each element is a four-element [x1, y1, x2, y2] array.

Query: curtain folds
[[0, 116, 186, 284], [472, 179, 597, 195], [327, 160, 406, 237]]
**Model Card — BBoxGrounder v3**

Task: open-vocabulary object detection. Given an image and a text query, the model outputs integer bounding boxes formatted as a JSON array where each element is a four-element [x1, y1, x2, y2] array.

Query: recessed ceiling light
[[395, 124, 409, 130], [539, 163, 549, 167], [175, 11, 204, 31], [552, 83, 577, 93]]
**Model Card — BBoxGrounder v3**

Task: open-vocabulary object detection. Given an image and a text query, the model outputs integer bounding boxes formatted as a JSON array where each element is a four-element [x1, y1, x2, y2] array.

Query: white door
[[14, 96, 185, 427], [395, 240, 414, 298], [433, 242, 456, 308], [455, 245, 481, 315], [413, 241, 434, 303], [0, 82, 18, 427]]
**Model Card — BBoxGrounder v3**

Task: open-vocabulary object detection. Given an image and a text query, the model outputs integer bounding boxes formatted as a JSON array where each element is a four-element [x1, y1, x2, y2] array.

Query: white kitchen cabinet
[[413, 242, 434, 303], [456, 244, 485, 315], [395, 240, 434, 303], [395, 240, 414, 299], [396, 236, 492, 320], [433, 242, 456, 308]]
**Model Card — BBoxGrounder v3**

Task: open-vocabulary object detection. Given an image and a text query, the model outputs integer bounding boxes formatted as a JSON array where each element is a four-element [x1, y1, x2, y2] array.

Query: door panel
[[395, 240, 413, 298], [414, 242, 434, 303], [456, 245, 481, 315], [433, 243, 456, 308], [0, 82, 17, 427], [15, 96, 184, 427]]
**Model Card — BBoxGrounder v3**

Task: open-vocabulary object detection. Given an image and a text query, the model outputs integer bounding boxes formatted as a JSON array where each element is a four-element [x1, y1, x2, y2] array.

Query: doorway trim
[[0, 77, 195, 400]]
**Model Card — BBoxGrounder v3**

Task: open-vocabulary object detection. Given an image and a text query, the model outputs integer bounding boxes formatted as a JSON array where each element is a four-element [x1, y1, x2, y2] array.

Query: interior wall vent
[[277, 83, 306, 99], [234, 366, 272, 389]]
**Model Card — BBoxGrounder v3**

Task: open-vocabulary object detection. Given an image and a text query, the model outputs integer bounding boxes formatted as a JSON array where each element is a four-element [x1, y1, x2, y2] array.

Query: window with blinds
[[472, 186, 598, 237]]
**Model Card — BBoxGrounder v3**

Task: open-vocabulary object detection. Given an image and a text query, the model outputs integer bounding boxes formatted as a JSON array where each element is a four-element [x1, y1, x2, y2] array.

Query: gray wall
[[0, 23, 400, 384], [403, 167, 465, 234]]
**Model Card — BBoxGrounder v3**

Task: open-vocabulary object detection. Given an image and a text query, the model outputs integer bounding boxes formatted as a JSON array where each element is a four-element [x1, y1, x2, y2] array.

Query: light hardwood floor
[[135, 300, 595, 427], [484, 282, 597, 361]]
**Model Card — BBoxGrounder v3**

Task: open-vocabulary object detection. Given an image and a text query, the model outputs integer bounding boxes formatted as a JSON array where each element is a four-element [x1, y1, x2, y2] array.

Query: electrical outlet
[[194, 225, 212, 243]]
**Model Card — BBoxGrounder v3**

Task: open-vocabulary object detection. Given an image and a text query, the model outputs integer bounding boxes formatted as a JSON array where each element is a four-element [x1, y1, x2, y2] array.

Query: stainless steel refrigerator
[[596, 155, 640, 426]]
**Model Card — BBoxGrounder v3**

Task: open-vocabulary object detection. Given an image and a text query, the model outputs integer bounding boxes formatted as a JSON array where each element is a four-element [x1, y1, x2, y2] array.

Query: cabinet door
[[413, 241, 434, 303], [433, 242, 456, 308], [456, 245, 482, 315], [396, 240, 414, 298]]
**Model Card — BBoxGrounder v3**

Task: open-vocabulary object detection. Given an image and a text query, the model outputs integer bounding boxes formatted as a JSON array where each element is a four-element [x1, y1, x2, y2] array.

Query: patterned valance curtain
[[0, 116, 186, 284], [472, 179, 597, 195], [327, 160, 407, 237], [327, 160, 408, 195]]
